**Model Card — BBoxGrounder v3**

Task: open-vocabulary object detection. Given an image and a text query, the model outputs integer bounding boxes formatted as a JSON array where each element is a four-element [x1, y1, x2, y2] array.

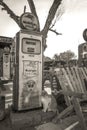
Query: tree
[[0, 0, 63, 50], [53, 50, 77, 66], [53, 53, 60, 61], [59, 50, 76, 62]]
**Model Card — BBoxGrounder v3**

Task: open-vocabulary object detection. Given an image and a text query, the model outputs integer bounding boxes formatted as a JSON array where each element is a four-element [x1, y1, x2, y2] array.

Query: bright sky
[[0, 0, 87, 58]]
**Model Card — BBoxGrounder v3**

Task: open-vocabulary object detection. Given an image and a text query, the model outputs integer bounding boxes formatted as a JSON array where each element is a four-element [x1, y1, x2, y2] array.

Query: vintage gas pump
[[0, 36, 12, 79], [3, 47, 11, 79], [10, 13, 55, 130], [13, 30, 42, 111]]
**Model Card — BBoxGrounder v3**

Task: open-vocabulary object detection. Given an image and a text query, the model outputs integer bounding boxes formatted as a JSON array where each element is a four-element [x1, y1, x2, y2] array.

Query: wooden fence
[[55, 67, 87, 130], [55, 67, 87, 105], [55, 67, 87, 92]]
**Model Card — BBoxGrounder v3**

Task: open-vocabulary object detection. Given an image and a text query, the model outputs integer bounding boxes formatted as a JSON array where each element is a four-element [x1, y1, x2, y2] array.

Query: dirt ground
[[0, 111, 87, 130]]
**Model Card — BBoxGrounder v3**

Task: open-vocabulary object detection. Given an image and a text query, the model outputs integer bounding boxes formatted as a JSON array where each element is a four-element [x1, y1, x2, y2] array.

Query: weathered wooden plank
[[80, 67, 87, 80], [55, 105, 74, 120], [59, 90, 85, 99], [65, 121, 79, 130], [82, 67, 87, 91], [56, 69, 71, 106], [66, 67, 77, 92], [84, 67, 87, 77], [70, 67, 81, 92], [61, 68, 74, 91], [80, 68, 87, 91], [71, 97, 87, 130], [56, 69, 66, 91], [78, 68, 87, 92], [74, 67, 84, 93]]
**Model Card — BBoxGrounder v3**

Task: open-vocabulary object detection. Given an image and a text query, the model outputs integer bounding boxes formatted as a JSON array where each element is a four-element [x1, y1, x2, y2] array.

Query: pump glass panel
[[22, 38, 41, 54]]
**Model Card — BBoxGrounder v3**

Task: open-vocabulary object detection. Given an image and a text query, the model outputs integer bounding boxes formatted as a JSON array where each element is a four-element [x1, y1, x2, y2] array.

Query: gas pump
[[3, 47, 10, 79], [0, 36, 12, 79], [13, 30, 42, 111]]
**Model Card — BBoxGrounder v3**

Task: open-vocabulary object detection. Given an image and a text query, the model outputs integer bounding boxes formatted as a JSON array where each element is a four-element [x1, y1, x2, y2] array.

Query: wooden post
[[71, 97, 87, 130], [56, 105, 74, 120]]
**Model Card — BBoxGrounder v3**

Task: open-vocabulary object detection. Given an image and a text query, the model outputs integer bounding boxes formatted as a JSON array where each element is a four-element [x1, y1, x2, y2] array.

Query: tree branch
[[41, 0, 62, 38], [0, 0, 62, 50], [27, 0, 40, 31], [49, 28, 62, 35], [0, 0, 20, 27]]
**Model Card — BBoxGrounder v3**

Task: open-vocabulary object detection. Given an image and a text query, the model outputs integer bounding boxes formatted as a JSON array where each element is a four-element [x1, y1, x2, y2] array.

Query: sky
[[0, 0, 87, 58]]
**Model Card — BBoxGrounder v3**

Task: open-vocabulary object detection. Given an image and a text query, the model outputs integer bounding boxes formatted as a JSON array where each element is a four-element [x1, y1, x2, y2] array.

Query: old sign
[[20, 12, 39, 31]]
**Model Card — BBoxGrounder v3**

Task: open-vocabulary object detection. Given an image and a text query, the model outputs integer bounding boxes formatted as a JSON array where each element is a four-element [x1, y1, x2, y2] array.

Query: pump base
[[10, 109, 56, 130]]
